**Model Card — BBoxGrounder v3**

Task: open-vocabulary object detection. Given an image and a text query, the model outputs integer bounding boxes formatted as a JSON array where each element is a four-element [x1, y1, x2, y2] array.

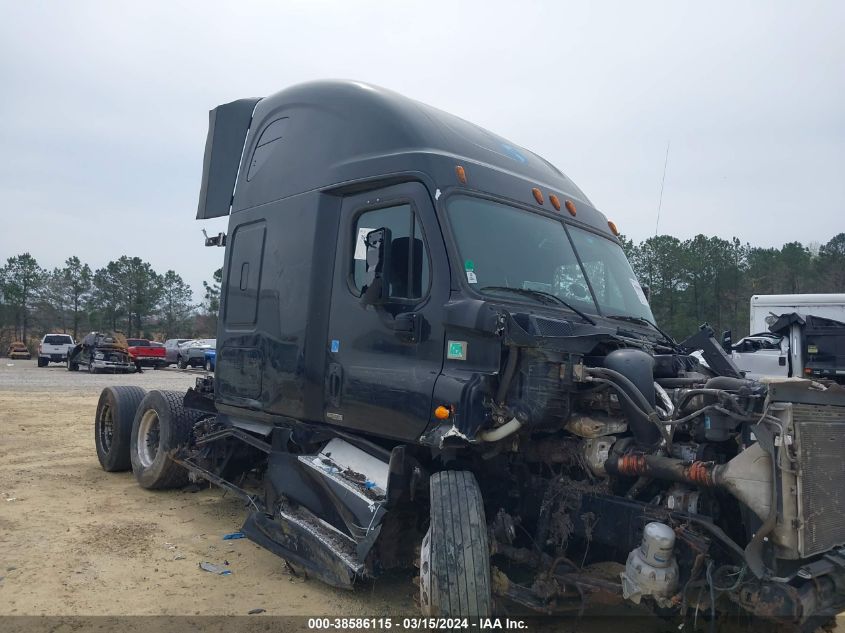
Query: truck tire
[[67, 356, 79, 371], [421, 471, 492, 617], [130, 390, 197, 489], [95, 386, 147, 472], [177, 355, 187, 370], [87, 359, 97, 374]]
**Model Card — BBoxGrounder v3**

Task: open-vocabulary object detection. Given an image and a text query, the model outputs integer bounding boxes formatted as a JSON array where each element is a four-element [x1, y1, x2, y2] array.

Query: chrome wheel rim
[[136, 409, 160, 468], [99, 404, 114, 452]]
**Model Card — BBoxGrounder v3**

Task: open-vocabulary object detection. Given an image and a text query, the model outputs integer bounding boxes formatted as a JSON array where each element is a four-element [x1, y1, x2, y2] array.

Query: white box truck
[[726, 294, 845, 381]]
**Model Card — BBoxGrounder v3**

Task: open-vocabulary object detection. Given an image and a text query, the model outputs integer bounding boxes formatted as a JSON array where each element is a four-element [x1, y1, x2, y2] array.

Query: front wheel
[[88, 360, 97, 374], [420, 471, 492, 617], [67, 357, 79, 372], [130, 390, 198, 489], [177, 356, 187, 370]]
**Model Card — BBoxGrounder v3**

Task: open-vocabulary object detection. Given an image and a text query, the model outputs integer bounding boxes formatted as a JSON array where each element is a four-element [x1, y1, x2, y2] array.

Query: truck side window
[[353, 204, 430, 300]]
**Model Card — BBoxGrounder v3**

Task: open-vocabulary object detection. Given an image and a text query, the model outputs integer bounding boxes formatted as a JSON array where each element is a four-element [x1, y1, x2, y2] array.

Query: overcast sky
[[1, 1, 843, 298]]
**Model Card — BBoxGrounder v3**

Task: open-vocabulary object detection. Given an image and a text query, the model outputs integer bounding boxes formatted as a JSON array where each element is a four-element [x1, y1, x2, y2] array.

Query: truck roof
[[751, 294, 845, 306], [198, 80, 617, 238]]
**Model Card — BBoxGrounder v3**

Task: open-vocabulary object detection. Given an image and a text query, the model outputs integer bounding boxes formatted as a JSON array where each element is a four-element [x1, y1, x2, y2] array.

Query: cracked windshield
[[445, 195, 654, 321]]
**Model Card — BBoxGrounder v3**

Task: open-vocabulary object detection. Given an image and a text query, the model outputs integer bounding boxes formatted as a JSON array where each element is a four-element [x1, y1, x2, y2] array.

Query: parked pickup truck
[[126, 338, 168, 369], [38, 333, 75, 366]]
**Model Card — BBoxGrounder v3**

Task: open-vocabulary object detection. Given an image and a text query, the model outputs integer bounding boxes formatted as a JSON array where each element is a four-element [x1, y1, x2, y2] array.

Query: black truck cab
[[201, 80, 651, 445]]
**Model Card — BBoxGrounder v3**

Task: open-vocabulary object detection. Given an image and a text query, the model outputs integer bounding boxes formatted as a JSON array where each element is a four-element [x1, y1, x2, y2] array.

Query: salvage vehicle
[[719, 314, 845, 384], [176, 339, 215, 369], [37, 333, 75, 366], [6, 341, 31, 360], [68, 332, 132, 373], [126, 338, 168, 369], [93, 81, 845, 629], [163, 338, 190, 365]]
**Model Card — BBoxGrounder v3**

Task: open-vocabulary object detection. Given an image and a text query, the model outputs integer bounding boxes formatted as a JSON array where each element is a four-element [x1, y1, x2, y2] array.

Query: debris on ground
[[222, 531, 245, 540], [248, 608, 266, 615], [199, 561, 231, 575]]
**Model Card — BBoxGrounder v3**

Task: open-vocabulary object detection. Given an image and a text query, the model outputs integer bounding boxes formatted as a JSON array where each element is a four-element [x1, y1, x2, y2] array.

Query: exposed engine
[[472, 320, 845, 628]]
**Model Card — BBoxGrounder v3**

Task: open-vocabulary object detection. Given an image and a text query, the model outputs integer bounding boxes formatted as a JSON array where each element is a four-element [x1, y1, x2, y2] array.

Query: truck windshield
[[445, 195, 654, 321]]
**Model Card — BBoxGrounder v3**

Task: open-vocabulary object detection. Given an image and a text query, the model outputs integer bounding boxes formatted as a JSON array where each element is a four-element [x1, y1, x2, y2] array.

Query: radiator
[[793, 403, 845, 558]]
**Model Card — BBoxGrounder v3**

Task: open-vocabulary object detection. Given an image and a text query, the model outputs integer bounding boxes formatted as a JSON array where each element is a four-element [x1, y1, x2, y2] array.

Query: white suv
[[38, 333, 76, 367]]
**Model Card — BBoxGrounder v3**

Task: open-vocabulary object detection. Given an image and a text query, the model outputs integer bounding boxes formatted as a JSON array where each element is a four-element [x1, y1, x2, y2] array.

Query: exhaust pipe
[[605, 443, 773, 520]]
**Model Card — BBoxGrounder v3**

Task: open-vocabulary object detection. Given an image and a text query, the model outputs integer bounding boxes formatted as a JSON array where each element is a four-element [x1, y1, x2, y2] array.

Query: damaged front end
[[428, 310, 845, 629]]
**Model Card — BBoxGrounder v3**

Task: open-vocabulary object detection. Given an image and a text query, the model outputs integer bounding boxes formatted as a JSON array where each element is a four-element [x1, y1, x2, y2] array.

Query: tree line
[[3, 232, 843, 350], [0, 253, 222, 348], [621, 232, 845, 341]]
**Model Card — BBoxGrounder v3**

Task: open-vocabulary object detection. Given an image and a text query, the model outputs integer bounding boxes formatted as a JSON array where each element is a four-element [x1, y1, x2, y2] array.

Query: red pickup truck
[[126, 339, 167, 369]]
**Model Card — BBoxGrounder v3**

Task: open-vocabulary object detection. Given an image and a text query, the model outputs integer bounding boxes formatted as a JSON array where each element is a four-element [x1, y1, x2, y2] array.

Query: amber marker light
[[608, 220, 620, 236], [549, 194, 561, 211], [434, 405, 451, 420], [565, 200, 577, 216], [455, 165, 467, 184], [532, 188, 544, 205]]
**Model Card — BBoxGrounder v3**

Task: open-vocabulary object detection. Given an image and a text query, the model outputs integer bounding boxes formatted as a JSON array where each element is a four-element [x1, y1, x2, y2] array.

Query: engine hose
[[676, 388, 746, 412], [586, 372, 667, 445], [586, 366, 657, 418], [478, 417, 523, 443], [605, 453, 720, 487], [655, 377, 707, 387], [586, 377, 652, 420]]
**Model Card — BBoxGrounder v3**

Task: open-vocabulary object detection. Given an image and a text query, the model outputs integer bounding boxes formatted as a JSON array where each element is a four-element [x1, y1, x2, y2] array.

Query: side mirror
[[360, 227, 392, 306], [721, 329, 732, 353]]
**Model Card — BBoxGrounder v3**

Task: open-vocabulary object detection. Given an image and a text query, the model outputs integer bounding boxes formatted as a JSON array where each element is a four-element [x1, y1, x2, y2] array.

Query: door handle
[[393, 312, 423, 343], [328, 362, 343, 407]]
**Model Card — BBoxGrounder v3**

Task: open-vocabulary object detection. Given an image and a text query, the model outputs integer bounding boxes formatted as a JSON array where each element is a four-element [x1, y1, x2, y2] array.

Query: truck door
[[325, 182, 448, 441]]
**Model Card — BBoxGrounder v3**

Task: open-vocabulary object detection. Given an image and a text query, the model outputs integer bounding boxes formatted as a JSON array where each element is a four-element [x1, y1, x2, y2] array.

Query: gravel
[[0, 359, 202, 394]]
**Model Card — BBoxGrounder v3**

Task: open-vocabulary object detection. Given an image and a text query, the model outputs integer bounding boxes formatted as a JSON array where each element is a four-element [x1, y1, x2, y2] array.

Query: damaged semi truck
[[94, 81, 845, 628]]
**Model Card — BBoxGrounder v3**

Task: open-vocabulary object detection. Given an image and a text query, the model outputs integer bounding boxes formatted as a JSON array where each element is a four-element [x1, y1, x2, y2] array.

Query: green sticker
[[447, 340, 467, 360], [464, 260, 475, 271]]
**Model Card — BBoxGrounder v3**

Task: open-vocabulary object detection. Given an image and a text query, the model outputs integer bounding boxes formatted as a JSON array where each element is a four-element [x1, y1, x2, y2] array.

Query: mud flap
[[242, 509, 364, 590]]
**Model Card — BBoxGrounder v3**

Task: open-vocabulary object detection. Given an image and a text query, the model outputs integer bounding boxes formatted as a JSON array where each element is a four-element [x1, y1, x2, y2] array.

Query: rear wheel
[[95, 386, 147, 472], [87, 359, 97, 374], [420, 471, 492, 617], [130, 390, 198, 489]]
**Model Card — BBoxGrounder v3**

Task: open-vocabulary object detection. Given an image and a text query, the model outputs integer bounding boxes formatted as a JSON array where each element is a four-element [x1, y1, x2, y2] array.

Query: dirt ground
[[0, 361, 415, 619], [0, 360, 840, 632]]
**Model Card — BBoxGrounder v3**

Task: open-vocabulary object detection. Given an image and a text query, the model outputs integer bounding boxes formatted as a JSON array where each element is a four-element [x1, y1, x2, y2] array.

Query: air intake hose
[[596, 349, 661, 446]]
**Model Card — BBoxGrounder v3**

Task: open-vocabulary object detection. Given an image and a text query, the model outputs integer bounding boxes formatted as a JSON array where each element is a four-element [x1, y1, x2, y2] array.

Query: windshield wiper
[[605, 314, 678, 348], [480, 286, 596, 325]]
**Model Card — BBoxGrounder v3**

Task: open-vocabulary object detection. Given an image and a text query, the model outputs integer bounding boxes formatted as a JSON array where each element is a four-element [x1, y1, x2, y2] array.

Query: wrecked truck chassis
[[173, 378, 845, 629]]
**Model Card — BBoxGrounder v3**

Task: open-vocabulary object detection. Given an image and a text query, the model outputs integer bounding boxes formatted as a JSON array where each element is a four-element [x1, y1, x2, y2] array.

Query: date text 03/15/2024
[[307, 617, 528, 630]]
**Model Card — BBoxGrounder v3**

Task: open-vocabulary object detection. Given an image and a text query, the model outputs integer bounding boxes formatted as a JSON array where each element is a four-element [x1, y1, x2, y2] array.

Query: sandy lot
[[0, 360, 840, 632], [0, 361, 415, 620]]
